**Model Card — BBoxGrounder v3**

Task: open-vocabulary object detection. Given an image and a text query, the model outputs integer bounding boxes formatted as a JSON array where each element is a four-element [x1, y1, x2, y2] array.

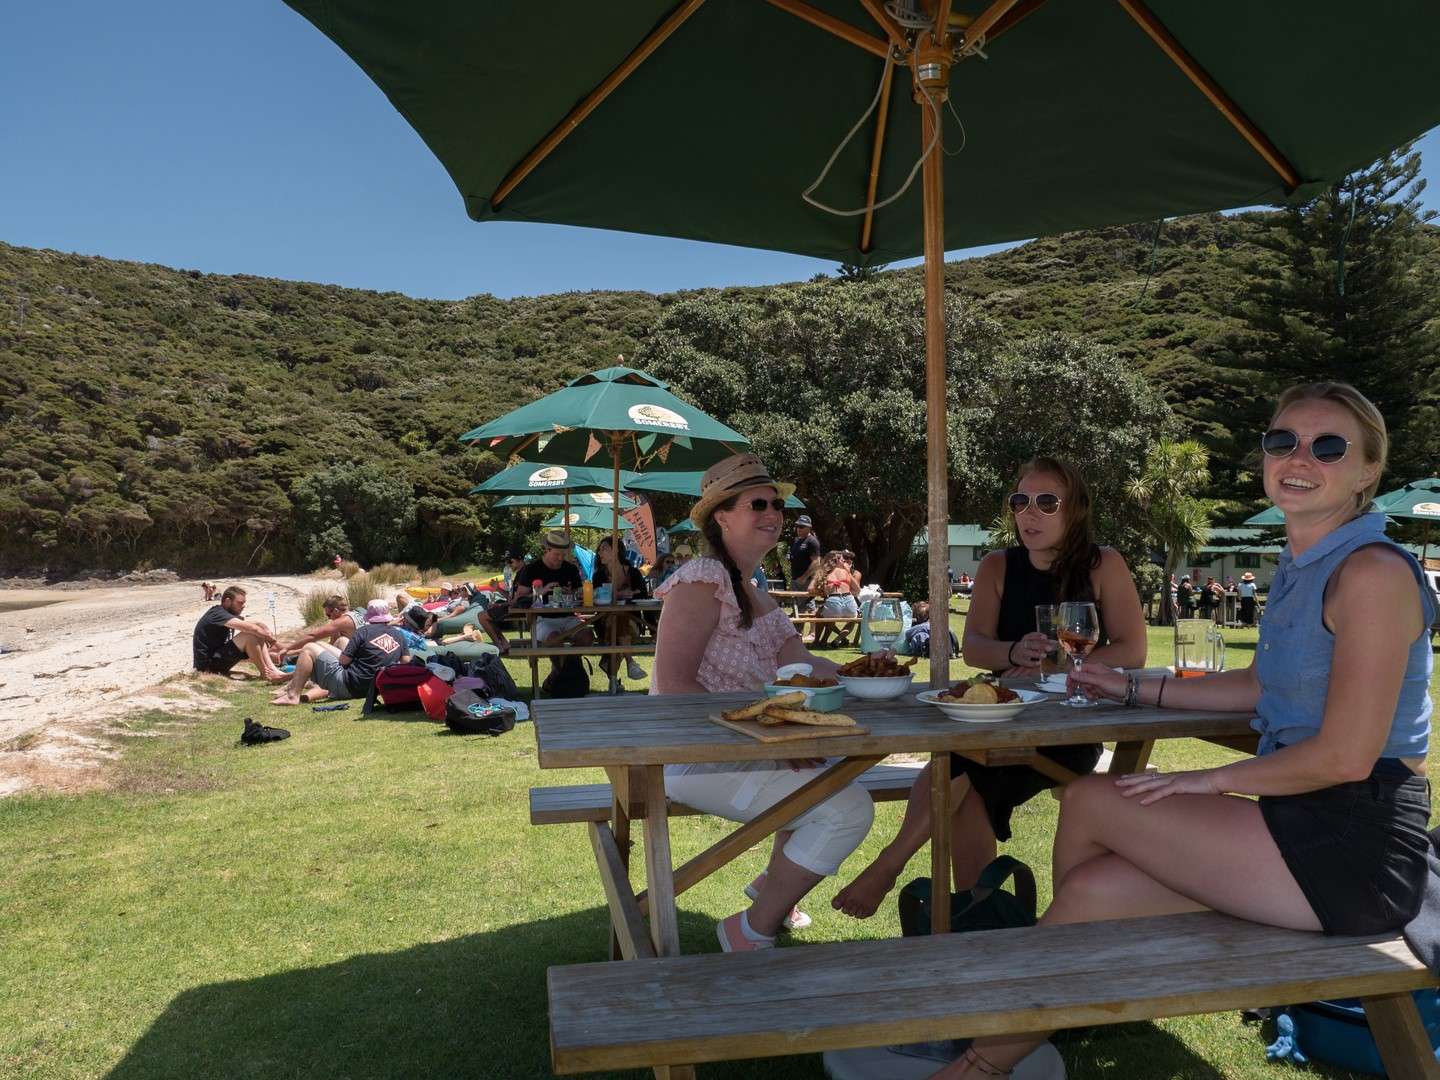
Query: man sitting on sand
[[272, 599, 407, 706], [192, 586, 285, 681]]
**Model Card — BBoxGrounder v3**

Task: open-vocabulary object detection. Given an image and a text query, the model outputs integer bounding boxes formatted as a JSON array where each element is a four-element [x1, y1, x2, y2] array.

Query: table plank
[[534, 691, 1256, 769]]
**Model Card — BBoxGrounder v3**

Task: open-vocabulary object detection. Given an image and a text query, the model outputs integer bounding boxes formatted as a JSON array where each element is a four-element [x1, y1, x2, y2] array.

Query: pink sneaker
[[716, 912, 774, 953], [744, 874, 813, 931]]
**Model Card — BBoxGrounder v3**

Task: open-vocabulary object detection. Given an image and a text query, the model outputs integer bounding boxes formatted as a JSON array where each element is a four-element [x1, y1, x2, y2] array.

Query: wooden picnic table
[[508, 601, 660, 694], [533, 688, 1260, 969]]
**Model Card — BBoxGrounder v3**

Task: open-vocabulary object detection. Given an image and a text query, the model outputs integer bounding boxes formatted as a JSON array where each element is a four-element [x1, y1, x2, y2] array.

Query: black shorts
[[196, 639, 246, 674], [950, 742, 1104, 842], [1261, 758, 1431, 936]]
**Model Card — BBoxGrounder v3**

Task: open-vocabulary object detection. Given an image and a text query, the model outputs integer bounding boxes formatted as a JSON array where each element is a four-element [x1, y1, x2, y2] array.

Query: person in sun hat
[[514, 529, 595, 658], [272, 599, 408, 706], [1238, 570, 1259, 626], [650, 452, 874, 954]]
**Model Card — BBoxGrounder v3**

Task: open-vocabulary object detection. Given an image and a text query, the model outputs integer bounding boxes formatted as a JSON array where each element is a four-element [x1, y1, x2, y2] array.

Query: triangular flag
[[637, 433, 657, 452], [655, 441, 671, 464], [672, 435, 692, 451], [537, 433, 553, 453], [489, 437, 505, 448], [585, 433, 601, 462]]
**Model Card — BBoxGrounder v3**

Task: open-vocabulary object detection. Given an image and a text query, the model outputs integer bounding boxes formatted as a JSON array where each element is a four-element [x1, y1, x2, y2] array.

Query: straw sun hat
[[689, 453, 796, 528]]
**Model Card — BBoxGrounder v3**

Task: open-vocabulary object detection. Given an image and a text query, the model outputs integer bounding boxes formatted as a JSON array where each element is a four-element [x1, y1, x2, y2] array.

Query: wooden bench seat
[[547, 911, 1437, 1075], [530, 763, 922, 825], [508, 643, 656, 659]]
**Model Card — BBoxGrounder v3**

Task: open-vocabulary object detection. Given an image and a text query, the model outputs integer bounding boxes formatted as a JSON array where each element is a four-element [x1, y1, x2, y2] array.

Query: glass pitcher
[[1173, 618, 1225, 677]]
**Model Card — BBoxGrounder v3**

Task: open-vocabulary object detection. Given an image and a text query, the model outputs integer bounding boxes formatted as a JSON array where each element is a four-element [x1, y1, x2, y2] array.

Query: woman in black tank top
[[832, 458, 1145, 923]]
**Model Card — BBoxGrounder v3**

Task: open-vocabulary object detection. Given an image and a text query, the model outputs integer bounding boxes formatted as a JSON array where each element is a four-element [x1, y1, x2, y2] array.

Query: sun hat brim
[[690, 456, 796, 528]]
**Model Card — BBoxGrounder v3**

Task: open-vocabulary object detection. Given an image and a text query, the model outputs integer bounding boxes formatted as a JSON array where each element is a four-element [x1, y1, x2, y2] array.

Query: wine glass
[[1034, 605, 1061, 681], [866, 598, 904, 652], [1056, 601, 1100, 708]]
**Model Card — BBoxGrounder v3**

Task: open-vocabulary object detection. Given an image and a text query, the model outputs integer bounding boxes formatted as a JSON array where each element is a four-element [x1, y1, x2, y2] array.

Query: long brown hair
[[700, 495, 755, 629], [1015, 456, 1100, 602]]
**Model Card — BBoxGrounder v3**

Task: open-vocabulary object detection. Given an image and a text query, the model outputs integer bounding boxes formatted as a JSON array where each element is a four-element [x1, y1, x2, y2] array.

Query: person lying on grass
[[271, 599, 408, 706]]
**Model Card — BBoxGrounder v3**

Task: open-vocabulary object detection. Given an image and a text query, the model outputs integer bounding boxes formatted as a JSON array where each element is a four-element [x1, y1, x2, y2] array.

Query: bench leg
[[641, 765, 682, 958], [1363, 992, 1440, 1080], [606, 765, 634, 961], [930, 751, 952, 935], [1108, 739, 1154, 775]]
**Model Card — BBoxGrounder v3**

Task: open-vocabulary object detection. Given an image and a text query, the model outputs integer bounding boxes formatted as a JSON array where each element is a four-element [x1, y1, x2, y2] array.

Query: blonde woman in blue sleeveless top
[[940, 382, 1434, 1080]]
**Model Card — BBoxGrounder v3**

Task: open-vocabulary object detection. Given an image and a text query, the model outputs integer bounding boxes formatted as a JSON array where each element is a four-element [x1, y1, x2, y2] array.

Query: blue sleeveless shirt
[[1253, 513, 1435, 758]]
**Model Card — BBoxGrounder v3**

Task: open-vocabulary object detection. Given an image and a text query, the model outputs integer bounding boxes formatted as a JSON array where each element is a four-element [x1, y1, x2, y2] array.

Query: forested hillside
[[2, 208, 1435, 575]]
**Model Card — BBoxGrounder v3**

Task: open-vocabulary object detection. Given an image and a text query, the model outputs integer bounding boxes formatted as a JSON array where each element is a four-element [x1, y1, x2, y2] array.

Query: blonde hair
[[1270, 382, 1388, 509]]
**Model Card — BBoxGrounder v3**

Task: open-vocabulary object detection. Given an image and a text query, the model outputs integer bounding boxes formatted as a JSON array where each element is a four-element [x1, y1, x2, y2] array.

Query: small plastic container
[[763, 681, 847, 712]]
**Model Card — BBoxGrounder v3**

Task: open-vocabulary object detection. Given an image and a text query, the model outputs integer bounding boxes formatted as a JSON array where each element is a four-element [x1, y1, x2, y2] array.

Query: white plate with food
[[916, 683, 1048, 722]]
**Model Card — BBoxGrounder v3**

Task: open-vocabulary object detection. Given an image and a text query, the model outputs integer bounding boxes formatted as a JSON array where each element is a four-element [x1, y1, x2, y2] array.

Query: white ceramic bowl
[[916, 687, 1047, 723], [836, 673, 914, 701]]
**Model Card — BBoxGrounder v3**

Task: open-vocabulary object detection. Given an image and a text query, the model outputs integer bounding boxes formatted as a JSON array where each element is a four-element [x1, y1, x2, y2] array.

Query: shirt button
[[1263, 643, 1270, 650]]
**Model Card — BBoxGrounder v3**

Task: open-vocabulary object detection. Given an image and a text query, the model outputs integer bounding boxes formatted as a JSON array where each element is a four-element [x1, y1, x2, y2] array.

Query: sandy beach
[[0, 575, 316, 797]]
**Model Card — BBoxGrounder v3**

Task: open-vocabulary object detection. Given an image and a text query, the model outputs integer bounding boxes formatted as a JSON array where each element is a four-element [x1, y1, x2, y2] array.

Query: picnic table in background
[[507, 600, 660, 695]]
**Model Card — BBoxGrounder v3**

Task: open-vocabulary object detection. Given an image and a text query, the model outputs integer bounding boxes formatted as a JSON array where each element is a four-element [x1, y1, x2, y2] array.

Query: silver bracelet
[[1123, 673, 1140, 707]]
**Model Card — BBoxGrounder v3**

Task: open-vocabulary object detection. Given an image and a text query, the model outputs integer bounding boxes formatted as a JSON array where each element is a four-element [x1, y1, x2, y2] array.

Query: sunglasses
[[1261, 428, 1350, 464], [745, 497, 787, 512], [1007, 492, 1063, 516]]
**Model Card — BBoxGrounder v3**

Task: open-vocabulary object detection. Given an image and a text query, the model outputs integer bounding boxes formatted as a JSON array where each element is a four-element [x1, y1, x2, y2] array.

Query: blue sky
[[3, 2, 1438, 301]]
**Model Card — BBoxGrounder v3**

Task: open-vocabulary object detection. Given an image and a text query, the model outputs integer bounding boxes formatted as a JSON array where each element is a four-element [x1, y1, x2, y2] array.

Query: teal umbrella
[[1374, 477, 1440, 560], [667, 519, 698, 535], [497, 491, 639, 511], [469, 462, 638, 497], [626, 470, 805, 508], [1243, 505, 1286, 527], [459, 366, 747, 473], [544, 508, 634, 532], [284, 0, 1440, 686]]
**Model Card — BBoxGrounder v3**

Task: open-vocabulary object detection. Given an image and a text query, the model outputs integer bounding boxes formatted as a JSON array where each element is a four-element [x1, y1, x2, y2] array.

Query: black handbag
[[898, 855, 1038, 937], [443, 688, 516, 736]]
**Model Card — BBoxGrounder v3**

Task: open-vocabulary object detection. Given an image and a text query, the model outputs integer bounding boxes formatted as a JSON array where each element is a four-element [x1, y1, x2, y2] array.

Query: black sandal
[[240, 717, 291, 745]]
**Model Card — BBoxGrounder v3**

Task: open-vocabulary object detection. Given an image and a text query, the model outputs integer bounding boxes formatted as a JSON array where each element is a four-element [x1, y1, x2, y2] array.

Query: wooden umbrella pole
[[919, 75, 951, 689], [564, 489, 572, 541]]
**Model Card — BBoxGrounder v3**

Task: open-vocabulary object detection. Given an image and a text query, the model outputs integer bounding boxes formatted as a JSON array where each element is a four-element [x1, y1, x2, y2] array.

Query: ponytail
[[701, 503, 754, 629]]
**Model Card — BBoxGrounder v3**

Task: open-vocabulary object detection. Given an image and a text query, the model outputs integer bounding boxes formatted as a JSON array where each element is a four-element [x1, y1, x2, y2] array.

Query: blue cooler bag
[[1267, 992, 1440, 1074]]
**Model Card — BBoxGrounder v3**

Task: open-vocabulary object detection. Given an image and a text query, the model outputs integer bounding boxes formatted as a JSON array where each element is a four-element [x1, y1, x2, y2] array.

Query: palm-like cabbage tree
[[1127, 440, 1215, 625]]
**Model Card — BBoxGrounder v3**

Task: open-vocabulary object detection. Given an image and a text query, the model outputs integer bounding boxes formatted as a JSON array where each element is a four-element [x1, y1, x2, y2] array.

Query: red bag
[[417, 675, 454, 722], [364, 662, 430, 715]]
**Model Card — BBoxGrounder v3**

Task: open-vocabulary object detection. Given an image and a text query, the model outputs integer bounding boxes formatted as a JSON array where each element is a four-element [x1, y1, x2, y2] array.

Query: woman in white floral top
[[653, 453, 874, 953]]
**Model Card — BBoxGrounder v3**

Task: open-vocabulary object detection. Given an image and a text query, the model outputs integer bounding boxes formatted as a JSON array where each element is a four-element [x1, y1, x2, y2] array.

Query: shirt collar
[[1279, 512, 1387, 571]]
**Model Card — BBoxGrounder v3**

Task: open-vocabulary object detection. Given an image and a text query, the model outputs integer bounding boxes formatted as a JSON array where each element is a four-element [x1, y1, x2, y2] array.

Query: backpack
[[443, 688, 517, 736], [363, 662, 430, 715], [417, 674, 454, 722], [898, 855, 1038, 937], [541, 654, 591, 698]]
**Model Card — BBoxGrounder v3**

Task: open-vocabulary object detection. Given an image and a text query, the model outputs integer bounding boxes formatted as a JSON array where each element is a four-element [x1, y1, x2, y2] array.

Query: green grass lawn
[[3, 617, 1437, 1079]]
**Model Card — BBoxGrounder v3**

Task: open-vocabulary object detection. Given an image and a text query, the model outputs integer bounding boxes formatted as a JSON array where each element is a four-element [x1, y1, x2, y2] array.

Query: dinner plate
[[916, 687, 1047, 723]]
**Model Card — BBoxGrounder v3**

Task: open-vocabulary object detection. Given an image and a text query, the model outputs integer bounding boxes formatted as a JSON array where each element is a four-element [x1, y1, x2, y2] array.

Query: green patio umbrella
[[667, 519, 698, 536], [544, 508, 634, 532], [462, 364, 747, 557], [497, 491, 640, 511], [285, 0, 1440, 685], [626, 470, 805, 509], [1243, 505, 1286, 527], [1374, 477, 1440, 560], [471, 461, 643, 539]]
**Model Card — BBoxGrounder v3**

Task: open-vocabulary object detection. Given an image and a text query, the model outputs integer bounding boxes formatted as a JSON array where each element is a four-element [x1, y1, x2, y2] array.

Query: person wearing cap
[[1238, 570, 1259, 625], [272, 598, 409, 706], [514, 530, 596, 654], [651, 453, 874, 953], [787, 514, 821, 591]]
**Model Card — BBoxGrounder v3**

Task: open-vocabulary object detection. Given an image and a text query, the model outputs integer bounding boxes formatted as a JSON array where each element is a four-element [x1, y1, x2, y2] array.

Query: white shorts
[[664, 762, 873, 877], [534, 616, 583, 644]]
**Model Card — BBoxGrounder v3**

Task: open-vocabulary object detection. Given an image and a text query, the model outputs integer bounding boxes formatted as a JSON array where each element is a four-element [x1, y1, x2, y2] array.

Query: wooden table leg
[[1362, 992, 1440, 1080], [930, 751, 952, 934], [606, 765, 634, 961], [1109, 739, 1154, 775], [641, 765, 681, 958]]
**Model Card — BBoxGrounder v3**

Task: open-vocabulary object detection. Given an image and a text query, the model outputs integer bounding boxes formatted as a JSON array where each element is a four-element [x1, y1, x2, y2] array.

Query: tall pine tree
[[1223, 142, 1439, 480]]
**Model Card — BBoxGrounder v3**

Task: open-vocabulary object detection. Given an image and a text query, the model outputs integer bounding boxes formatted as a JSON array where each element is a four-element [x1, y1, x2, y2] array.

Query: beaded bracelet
[[1156, 675, 1168, 708], [1123, 673, 1139, 707]]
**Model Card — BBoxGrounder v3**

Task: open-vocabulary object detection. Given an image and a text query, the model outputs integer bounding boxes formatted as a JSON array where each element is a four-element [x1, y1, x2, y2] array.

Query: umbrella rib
[[1116, 0, 1301, 191], [856, 0, 909, 48], [490, 0, 707, 209], [765, 0, 889, 58], [859, 53, 896, 253]]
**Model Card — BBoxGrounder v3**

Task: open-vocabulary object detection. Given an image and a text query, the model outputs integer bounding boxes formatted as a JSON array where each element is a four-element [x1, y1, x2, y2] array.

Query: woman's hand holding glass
[[1066, 661, 1127, 703], [1007, 631, 1052, 671]]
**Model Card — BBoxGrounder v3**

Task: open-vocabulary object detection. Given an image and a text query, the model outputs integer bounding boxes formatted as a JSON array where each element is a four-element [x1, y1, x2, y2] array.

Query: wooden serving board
[[709, 715, 869, 743]]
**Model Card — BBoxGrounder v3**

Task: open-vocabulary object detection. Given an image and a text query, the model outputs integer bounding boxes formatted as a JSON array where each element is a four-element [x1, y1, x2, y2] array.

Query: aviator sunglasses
[[1007, 492, 1063, 516], [1261, 428, 1350, 464], [745, 497, 787, 512]]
